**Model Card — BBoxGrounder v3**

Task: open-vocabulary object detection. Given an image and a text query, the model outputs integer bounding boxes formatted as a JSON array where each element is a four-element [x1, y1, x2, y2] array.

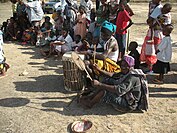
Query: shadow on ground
[[149, 87, 177, 98], [0, 97, 30, 107], [39, 100, 143, 116], [14, 75, 66, 93]]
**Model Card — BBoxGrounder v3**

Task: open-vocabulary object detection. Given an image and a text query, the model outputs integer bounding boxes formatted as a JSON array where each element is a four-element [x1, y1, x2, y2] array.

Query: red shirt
[[116, 9, 131, 34]]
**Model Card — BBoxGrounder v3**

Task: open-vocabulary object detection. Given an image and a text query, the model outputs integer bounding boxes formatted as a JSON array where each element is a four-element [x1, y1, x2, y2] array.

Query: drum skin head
[[71, 52, 85, 71]]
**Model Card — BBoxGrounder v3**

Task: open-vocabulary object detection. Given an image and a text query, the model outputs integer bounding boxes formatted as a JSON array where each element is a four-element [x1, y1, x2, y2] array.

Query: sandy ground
[[0, 2, 177, 133]]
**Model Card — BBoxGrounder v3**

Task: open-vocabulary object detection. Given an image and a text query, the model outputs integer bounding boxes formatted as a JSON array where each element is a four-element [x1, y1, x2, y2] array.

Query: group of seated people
[[1, 0, 134, 58], [0, 0, 149, 112]]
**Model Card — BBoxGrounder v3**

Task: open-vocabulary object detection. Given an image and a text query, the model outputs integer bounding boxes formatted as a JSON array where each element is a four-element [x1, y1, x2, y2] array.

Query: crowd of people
[[0, 0, 174, 112]]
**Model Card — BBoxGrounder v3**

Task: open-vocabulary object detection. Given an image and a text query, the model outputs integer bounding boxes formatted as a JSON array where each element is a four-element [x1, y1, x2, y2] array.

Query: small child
[[53, 10, 64, 35], [77, 32, 93, 52], [96, 0, 109, 24], [5, 17, 15, 41], [72, 34, 82, 51], [74, 5, 87, 39], [36, 22, 55, 46], [13, 21, 22, 41], [155, 3, 172, 30], [41, 16, 53, 29], [148, 3, 172, 41], [108, 0, 119, 24], [21, 27, 35, 45], [88, 36, 104, 54], [128, 41, 140, 69], [152, 24, 173, 84]]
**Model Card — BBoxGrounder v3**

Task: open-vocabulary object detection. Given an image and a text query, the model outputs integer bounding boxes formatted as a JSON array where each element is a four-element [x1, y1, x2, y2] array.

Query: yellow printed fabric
[[0, 64, 4, 70], [92, 58, 121, 75]]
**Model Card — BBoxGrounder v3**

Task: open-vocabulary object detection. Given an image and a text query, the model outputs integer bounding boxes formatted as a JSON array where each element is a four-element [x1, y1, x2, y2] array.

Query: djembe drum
[[62, 52, 86, 92]]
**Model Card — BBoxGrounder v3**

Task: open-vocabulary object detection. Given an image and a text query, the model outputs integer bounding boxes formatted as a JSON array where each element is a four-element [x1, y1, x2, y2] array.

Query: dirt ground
[[0, 2, 177, 133]]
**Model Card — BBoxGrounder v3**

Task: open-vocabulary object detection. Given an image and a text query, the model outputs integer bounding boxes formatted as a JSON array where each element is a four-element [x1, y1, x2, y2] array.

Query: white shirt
[[158, 12, 171, 25], [104, 36, 119, 62], [26, 1, 44, 22], [157, 36, 172, 62], [55, 34, 73, 51]]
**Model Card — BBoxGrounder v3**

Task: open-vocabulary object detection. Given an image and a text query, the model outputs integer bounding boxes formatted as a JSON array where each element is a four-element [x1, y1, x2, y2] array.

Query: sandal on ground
[[152, 79, 164, 84]]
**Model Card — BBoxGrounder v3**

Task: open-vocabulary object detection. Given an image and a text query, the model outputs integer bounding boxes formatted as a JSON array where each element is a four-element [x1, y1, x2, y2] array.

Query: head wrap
[[123, 55, 135, 67], [101, 21, 116, 33]]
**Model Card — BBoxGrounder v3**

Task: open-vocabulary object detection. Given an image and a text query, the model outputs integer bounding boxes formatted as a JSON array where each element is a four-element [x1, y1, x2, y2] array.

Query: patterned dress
[[140, 2, 163, 66], [74, 13, 87, 39]]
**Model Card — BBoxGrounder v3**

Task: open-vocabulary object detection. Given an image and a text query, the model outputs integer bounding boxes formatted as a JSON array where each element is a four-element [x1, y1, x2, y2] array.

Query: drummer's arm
[[87, 51, 106, 60], [96, 44, 114, 60]]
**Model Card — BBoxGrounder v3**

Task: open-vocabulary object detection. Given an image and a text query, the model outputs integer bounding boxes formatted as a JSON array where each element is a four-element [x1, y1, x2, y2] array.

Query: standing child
[[96, 0, 109, 24], [152, 24, 173, 84], [115, 3, 133, 61], [74, 6, 87, 39], [140, 0, 163, 73], [108, 0, 119, 24], [128, 41, 140, 69], [53, 10, 64, 36]]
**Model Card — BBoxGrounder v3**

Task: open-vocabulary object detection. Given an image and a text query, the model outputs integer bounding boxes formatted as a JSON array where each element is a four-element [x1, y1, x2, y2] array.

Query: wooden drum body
[[62, 52, 86, 92]]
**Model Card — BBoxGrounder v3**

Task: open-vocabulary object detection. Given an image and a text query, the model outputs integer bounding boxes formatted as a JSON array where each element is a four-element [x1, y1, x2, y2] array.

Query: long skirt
[[140, 29, 163, 65]]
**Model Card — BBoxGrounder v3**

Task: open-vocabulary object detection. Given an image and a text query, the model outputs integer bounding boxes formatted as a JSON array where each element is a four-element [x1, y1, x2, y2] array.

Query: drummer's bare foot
[[45, 54, 51, 59], [0, 70, 7, 78]]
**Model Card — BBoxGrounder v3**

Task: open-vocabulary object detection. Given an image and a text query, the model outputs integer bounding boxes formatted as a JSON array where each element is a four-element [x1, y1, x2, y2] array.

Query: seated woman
[[79, 55, 146, 112]]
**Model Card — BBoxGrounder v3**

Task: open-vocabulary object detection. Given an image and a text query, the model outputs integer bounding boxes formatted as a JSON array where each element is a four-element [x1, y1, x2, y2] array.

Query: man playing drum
[[83, 21, 121, 78], [79, 55, 148, 112]]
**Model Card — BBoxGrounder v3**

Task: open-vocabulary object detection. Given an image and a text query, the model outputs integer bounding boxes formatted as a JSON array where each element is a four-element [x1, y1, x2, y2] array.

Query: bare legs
[[79, 89, 104, 108]]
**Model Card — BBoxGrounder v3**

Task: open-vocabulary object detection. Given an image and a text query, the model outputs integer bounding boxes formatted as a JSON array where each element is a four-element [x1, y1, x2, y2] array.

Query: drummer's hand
[[83, 40, 90, 47], [92, 64, 100, 71], [91, 79, 101, 87]]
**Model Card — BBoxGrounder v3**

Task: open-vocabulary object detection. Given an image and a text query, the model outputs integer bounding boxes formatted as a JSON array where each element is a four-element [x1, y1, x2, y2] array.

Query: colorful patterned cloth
[[92, 58, 121, 75]]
